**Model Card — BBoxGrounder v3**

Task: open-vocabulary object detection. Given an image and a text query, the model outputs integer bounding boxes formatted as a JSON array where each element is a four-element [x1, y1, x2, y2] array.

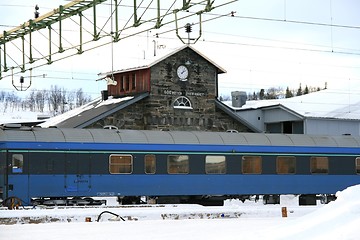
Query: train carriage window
[[12, 154, 23, 173], [167, 155, 189, 174], [145, 154, 156, 174], [276, 156, 296, 174], [310, 157, 329, 174], [356, 157, 360, 174], [109, 155, 133, 174], [205, 156, 226, 174], [47, 159, 54, 172], [242, 156, 262, 174]]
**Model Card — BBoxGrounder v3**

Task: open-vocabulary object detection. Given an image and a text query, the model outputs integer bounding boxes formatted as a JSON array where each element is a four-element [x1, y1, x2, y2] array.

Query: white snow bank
[[1, 185, 359, 240], [263, 184, 360, 239]]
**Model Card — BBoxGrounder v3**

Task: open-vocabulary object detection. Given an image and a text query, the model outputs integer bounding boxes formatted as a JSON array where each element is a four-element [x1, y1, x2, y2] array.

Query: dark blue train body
[[1, 127, 360, 207]]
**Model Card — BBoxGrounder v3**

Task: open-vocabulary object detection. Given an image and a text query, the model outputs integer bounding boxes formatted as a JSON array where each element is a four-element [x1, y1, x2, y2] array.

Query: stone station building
[[43, 45, 249, 132]]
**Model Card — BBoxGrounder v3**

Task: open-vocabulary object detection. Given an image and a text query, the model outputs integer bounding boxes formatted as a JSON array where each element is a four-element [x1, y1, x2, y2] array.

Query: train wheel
[[3, 197, 23, 210], [320, 194, 337, 204]]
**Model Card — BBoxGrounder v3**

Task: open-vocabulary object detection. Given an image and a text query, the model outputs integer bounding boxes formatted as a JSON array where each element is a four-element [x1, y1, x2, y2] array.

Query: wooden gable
[[107, 68, 151, 97]]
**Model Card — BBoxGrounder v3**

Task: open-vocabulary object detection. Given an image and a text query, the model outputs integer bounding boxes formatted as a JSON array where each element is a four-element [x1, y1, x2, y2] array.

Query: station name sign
[[163, 89, 206, 97]]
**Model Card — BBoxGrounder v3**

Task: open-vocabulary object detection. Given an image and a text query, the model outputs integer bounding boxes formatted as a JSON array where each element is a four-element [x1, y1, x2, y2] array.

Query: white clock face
[[177, 65, 189, 80]]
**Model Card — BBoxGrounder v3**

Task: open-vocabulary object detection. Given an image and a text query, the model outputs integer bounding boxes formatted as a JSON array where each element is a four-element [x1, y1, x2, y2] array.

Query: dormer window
[[173, 96, 192, 109]]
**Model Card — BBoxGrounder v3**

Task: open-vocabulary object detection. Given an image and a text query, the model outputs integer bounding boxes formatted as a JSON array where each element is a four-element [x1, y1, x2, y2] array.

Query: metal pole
[[114, 0, 119, 41], [48, 25, 52, 64], [58, 5, 64, 53], [174, 11, 185, 44], [21, 36, 25, 72], [133, 0, 139, 27], [78, 12, 83, 54], [93, 1, 99, 40], [29, 29, 34, 63], [3, 31, 8, 72], [155, 0, 161, 28]]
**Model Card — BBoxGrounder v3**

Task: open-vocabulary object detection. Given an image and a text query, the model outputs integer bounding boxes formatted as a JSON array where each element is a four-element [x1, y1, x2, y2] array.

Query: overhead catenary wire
[[154, 11, 360, 56], [0, 1, 237, 79], [3, 2, 359, 55], [1, 0, 359, 100]]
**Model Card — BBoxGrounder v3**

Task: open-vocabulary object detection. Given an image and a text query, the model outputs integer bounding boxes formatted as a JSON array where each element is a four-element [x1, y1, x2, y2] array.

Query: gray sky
[[0, 0, 359, 99]]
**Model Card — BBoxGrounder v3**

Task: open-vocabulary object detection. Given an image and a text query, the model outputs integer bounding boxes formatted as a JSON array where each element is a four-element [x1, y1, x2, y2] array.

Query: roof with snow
[[224, 89, 360, 120], [99, 45, 226, 77], [39, 93, 149, 128]]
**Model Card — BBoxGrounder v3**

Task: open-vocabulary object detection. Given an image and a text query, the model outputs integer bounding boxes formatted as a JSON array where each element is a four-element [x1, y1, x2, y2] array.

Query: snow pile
[[264, 185, 360, 239], [1, 185, 359, 240]]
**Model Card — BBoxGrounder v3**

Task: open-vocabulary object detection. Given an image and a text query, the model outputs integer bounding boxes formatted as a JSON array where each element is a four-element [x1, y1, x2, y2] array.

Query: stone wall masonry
[[88, 47, 248, 132]]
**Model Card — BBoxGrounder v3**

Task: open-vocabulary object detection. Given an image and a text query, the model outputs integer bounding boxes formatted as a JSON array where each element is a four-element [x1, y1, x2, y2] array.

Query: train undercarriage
[[1, 194, 337, 209], [30, 197, 107, 207], [117, 194, 337, 206]]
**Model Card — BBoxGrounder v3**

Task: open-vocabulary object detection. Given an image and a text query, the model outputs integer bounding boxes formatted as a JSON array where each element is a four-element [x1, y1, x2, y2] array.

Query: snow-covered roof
[[39, 95, 136, 128], [99, 45, 226, 76], [224, 89, 360, 120]]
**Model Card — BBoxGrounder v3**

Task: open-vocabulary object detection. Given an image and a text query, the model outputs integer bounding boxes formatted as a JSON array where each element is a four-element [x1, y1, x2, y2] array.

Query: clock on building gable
[[176, 65, 189, 81]]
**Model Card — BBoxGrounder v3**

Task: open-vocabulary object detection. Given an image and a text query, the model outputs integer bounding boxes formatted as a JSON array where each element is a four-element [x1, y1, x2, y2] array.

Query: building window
[[122, 75, 129, 91], [310, 157, 329, 174], [145, 154, 156, 174], [356, 157, 360, 174], [173, 96, 192, 109], [131, 73, 136, 90], [167, 155, 189, 174], [276, 156, 296, 174], [12, 154, 23, 173], [205, 156, 226, 174], [109, 154, 133, 174], [242, 156, 262, 174]]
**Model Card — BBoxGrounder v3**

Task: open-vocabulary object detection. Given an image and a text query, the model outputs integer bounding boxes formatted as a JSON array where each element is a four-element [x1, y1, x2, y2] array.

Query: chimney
[[101, 90, 108, 101], [231, 91, 247, 107]]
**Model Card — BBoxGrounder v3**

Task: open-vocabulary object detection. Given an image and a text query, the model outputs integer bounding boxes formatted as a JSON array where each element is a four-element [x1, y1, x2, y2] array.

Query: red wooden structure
[[107, 68, 151, 97]]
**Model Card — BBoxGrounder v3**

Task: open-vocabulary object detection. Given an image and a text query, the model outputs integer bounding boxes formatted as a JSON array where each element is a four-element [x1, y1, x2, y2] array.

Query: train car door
[[6, 151, 29, 202], [0, 150, 7, 201], [65, 153, 91, 193]]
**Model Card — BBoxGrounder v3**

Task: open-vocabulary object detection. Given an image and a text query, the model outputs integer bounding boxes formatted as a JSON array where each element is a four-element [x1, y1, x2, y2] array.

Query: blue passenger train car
[[1, 126, 360, 207]]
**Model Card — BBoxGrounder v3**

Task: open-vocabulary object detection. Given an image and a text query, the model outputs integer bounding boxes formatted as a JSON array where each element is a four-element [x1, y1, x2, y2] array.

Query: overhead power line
[[222, 12, 360, 30]]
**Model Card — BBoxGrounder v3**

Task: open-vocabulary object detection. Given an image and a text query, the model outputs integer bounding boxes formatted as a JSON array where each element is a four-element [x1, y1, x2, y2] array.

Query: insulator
[[185, 23, 192, 33], [34, 5, 40, 18]]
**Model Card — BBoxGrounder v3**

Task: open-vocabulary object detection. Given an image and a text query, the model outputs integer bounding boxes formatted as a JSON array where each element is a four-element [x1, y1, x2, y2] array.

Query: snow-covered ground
[[1, 185, 360, 240]]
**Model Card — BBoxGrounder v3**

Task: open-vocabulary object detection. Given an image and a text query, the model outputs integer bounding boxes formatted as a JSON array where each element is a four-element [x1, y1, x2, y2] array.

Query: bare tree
[[266, 87, 282, 99], [36, 90, 47, 112], [28, 90, 36, 112], [59, 87, 68, 114], [67, 90, 75, 111], [1, 86, 92, 116], [6, 92, 20, 112], [76, 88, 90, 107], [0, 91, 6, 101], [49, 85, 63, 114]]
